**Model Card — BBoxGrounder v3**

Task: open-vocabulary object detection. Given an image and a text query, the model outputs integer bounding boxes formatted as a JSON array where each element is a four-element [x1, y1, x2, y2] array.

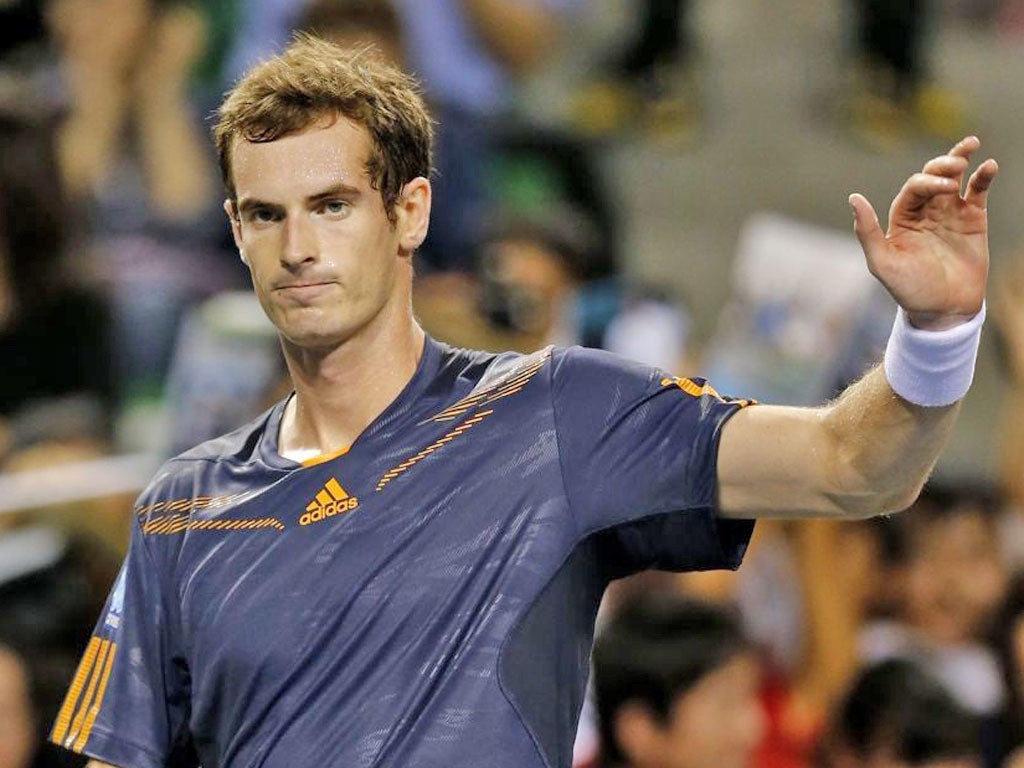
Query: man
[[819, 659, 980, 768], [53, 36, 996, 768], [588, 595, 764, 768]]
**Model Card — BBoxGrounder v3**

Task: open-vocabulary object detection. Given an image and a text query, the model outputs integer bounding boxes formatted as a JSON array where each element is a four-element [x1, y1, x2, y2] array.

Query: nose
[[281, 212, 318, 268]]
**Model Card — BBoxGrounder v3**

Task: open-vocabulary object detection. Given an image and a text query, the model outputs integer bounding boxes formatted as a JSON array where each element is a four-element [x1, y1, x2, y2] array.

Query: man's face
[[226, 115, 427, 351], [620, 653, 765, 768], [904, 508, 1005, 645]]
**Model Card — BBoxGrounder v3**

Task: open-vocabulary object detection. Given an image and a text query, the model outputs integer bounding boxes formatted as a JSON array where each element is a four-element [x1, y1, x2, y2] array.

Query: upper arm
[[51, 506, 191, 766], [552, 347, 755, 573], [717, 403, 849, 519], [718, 363, 958, 520]]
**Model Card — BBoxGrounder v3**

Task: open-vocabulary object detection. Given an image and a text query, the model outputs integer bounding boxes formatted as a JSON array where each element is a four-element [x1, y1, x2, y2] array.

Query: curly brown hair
[[214, 34, 433, 222]]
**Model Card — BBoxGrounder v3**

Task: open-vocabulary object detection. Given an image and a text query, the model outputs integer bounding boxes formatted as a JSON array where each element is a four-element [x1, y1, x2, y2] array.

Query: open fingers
[[947, 135, 981, 162], [921, 154, 970, 190], [891, 172, 960, 214], [849, 193, 885, 267], [921, 136, 979, 191], [965, 158, 998, 209]]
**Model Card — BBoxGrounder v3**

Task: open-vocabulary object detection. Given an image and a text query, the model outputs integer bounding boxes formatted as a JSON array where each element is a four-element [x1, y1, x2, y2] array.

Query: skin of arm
[[47, 0, 142, 198], [994, 259, 1024, 506], [459, 0, 562, 73], [718, 137, 998, 520], [133, 5, 215, 221]]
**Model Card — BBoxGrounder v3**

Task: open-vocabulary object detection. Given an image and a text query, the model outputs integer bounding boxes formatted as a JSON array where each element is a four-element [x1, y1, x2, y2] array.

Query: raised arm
[[994, 254, 1024, 507], [460, 0, 563, 72], [718, 137, 998, 520]]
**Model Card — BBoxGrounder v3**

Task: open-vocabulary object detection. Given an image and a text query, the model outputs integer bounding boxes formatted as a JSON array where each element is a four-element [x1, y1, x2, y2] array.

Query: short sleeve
[[551, 346, 755, 576], [50, 513, 190, 768]]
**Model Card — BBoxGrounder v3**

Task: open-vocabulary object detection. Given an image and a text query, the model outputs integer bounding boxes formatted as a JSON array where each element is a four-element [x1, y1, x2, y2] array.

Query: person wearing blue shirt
[[53, 35, 997, 768]]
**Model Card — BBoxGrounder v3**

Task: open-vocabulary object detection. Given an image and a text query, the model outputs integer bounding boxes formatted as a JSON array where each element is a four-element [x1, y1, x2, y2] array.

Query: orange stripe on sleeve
[[73, 642, 118, 751], [51, 636, 101, 744], [64, 639, 111, 748]]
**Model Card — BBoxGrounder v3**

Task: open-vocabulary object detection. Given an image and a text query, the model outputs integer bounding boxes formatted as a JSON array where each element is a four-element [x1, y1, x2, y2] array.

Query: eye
[[246, 207, 280, 225], [320, 200, 350, 217]]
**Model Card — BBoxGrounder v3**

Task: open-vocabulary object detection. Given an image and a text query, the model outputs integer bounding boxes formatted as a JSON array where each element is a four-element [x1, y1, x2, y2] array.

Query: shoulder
[[551, 344, 661, 377], [171, 401, 280, 467], [434, 341, 555, 394], [132, 403, 282, 521]]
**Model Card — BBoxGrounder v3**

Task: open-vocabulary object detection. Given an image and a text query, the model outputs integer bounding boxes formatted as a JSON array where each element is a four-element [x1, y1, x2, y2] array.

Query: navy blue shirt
[[52, 340, 754, 768]]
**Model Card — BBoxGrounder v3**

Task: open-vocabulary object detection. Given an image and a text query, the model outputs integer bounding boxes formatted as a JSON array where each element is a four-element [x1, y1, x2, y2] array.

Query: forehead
[[230, 116, 373, 200]]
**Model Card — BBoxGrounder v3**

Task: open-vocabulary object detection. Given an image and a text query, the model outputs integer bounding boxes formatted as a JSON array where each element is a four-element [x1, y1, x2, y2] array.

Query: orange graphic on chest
[[300, 478, 359, 526]]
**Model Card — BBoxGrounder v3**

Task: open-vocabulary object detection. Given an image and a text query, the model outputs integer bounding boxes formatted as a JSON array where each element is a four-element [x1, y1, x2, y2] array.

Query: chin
[[282, 325, 354, 350], [275, 307, 356, 346]]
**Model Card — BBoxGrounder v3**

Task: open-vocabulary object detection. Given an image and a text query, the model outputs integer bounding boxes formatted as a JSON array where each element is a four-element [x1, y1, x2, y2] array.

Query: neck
[[278, 310, 426, 463]]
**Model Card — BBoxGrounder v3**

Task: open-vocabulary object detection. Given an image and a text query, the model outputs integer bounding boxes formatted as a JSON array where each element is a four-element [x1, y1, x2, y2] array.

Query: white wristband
[[883, 303, 986, 407]]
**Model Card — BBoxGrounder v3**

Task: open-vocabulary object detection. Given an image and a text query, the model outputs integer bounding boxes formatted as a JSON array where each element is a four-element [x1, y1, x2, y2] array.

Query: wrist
[[906, 307, 983, 332], [884, 303, 985, 407]]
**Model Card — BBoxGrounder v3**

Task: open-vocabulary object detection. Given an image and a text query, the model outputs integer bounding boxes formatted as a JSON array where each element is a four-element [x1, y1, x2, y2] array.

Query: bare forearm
[[719, 367, 960, 520], [58, 74, 129, 197], [460, 0, 560, 72], [793, 520, 860, 706], [136, 95, 214, 221], [823, 365, 959, 516]]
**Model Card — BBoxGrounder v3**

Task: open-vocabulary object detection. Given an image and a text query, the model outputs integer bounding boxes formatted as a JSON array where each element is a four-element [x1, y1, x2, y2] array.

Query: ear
[[613, 701, 665, 767], [394, 177, 431, 256], [224, 199, 248, 265]]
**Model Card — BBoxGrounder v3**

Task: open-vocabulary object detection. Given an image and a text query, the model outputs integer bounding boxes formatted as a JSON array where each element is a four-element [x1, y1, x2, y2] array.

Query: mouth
[[275, 279, 335, 289], [274, 281, 338, 300]]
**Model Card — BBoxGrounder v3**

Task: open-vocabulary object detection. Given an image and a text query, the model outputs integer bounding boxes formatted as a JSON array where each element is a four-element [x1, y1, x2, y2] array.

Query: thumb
[[849, 193, 886, 270]]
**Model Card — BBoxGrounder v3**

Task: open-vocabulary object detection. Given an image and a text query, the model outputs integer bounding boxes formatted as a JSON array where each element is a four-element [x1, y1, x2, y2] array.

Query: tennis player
[[53, 36, 996, 768]]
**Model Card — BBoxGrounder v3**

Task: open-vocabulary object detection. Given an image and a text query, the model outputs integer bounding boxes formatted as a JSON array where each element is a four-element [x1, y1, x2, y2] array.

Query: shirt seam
[[549, 347, 582, 541], [495, 502, 752, 768], [133, 512, 193, 752]]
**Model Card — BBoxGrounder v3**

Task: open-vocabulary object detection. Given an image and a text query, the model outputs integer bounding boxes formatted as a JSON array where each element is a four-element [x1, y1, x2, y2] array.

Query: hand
[[133, 4, 208, 99], [47, 0, 149, 80], [849, 136, 998, 331]]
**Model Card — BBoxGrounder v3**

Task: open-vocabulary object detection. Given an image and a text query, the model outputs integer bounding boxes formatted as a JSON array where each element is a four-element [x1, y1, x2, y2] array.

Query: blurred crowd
[[0, 1, 1022, 767]]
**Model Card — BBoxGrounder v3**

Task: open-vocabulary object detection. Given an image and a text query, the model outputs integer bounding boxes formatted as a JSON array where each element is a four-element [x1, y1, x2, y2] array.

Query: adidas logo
[[300, 478, 359, 526]]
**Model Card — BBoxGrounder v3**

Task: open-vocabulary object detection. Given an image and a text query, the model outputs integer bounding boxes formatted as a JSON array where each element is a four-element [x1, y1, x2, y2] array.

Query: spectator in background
[[991, 573, 1024, 768], [848, 0, 965, 146], [588, 594, 765, 768], [572, 0, 700, 143], [299, 0, 405, 65], [45, 0, 243, 413], [415, 207, 591, 353], [860, 484, 1008, 720], [817, 660, 980, 768], [990, 257, 1024, 763], [0, 643, 39, 768], [0, 641, 84, 768], [993, 253, 1024, 567], [0, 84, 113, 463], [0, 522, 121, 768], [0, 0, 47, 63], [573, 0, 963, 147], [46, 0, 215, 226], [414, 206, 691, 368]]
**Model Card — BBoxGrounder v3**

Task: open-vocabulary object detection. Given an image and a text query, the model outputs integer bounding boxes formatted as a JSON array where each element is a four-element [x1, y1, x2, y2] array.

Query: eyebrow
[[236, 183, 363, 216]]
